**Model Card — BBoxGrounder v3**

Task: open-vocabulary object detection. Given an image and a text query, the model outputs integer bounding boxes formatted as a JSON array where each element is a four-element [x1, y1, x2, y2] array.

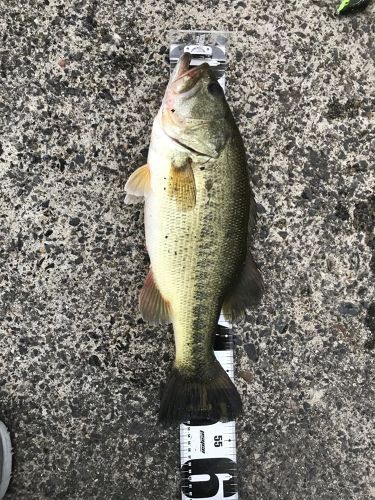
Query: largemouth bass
[[125, 53, 263, 425]]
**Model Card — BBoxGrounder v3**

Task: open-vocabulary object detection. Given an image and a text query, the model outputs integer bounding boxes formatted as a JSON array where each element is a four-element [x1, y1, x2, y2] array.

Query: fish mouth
[[173, 56, 209, 82], [171, 53, 209, 94]]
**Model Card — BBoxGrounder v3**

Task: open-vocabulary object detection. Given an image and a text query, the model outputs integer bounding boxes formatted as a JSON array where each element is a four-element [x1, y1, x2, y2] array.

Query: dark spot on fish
[[200, 166, 205, 171], [165, 235, 168, 239], [205, 179, 213, 192], [174, 251, 177, 255], [171, 109, 175, 113]]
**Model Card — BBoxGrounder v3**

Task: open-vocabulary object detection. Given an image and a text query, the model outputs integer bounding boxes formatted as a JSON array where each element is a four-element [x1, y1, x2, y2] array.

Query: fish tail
[[159, 360, 242, 426]]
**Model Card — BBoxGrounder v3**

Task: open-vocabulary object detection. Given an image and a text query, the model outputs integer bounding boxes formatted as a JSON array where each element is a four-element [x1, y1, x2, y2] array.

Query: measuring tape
[[169, 31, 238, 500]]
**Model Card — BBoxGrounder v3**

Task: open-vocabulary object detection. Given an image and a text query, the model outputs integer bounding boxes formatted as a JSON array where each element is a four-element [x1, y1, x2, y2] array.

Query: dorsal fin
[[222, 253, 263, 321]]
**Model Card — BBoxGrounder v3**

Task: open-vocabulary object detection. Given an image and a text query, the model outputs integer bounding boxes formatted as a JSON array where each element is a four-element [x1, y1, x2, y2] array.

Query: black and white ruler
[[169, 31, 238, 500]]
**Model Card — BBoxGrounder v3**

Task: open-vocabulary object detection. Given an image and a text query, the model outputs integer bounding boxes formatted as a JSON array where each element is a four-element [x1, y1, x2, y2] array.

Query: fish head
[[161, 53, 231, 158]]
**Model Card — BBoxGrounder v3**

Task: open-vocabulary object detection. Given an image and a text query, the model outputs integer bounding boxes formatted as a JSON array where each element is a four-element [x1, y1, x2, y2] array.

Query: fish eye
[[207, 82, 223, 96]]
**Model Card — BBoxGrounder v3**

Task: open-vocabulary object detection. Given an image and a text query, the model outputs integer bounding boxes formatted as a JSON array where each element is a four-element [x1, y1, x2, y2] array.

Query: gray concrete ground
[[0, 0, 374, 498]]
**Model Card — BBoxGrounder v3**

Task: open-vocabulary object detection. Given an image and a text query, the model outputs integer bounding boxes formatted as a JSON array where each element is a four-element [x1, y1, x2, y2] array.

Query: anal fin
[[125, 164, 151, 204], [222, 253, 263, 321], [139, 270, 171, 325]]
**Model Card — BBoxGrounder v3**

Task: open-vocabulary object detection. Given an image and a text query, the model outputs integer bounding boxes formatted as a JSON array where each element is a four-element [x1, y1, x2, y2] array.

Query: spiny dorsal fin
[[222, 252, 263, 321], [125, 164, 151, 203], [139, 270, 172, 325], [167, 160, 196, 211]]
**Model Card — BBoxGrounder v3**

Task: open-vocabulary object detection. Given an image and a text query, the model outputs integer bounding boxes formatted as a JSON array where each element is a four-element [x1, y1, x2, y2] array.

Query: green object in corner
[[337, 0, 371, 14]]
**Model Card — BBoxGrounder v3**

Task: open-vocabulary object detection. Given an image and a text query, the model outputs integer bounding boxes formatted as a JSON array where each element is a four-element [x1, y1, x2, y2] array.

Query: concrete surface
[[0, 0, 374, 498]]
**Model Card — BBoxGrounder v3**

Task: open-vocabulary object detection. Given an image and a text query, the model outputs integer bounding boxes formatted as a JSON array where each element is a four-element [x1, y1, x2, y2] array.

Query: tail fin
[[159, 360, 242, 426]]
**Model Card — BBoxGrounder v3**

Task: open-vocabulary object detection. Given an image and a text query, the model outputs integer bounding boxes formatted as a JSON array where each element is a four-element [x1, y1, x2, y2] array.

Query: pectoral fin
[[139, 270, 172, 325], [125, 164, 151, 203], [222, 253, 263, 321], [167, 160, 196, 211]]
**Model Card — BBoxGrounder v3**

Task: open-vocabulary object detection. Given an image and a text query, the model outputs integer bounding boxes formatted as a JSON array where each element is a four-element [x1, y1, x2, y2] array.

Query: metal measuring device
[[169, 30, 239, 500]]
